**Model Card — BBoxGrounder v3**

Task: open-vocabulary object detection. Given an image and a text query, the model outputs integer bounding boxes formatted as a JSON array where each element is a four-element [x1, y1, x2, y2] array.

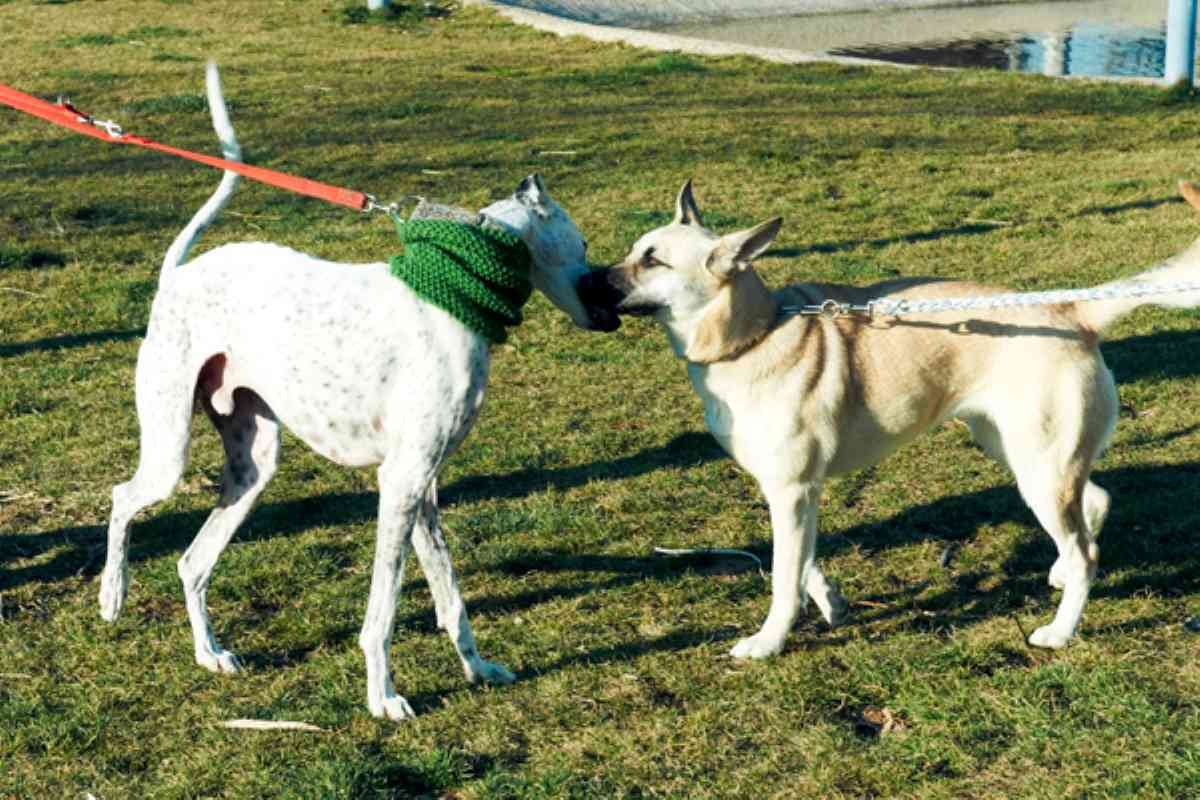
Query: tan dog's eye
[[642, 247, 669, 269]]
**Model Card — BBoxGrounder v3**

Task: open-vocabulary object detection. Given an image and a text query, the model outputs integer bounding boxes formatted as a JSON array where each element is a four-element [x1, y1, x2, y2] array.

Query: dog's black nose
[[578, 270, 622, 332]]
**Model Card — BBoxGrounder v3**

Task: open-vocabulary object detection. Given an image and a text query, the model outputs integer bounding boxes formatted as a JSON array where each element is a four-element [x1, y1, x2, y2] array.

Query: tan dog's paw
[[1028, 625, 1071, 649], [730, 633, 785, 660], [822, 588, 850, 628]]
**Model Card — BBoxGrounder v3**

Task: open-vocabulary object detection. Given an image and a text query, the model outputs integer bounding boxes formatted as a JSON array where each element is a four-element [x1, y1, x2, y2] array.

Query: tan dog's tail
[[159, 62, 242, 283], [1074, 180, 1200, 333]]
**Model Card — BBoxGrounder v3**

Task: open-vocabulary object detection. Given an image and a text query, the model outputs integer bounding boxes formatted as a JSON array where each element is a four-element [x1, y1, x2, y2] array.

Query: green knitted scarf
[[389, 217, 533, 344]]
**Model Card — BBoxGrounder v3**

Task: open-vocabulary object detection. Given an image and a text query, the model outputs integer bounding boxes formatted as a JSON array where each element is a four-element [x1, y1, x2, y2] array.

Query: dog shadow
[[0, 328, 144, 359], [0, 432, 725, 593], [1102, 329, 1200, 383], [817, 460, 1200, 633], [4, 423, 1197, 681], [441, 431, 724, 506], [461, 458, 1200, 672], [765, 195, 1182, 260]]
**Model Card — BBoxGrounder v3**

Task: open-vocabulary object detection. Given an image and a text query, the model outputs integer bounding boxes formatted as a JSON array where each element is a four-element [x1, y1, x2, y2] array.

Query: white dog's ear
[[674, 179, 704, 226], [705, 217, 782, 279], [516, 173, 548, 207]]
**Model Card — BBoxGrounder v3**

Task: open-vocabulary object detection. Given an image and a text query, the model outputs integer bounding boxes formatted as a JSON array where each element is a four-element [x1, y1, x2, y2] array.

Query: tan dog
[[579, 180, 1200, 658]]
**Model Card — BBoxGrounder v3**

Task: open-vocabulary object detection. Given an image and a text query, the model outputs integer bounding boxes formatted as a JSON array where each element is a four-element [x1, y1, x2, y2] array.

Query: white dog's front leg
[[411, 486, 515, 687], [359, 459, 428, 722], [731, 482, 822, 660]]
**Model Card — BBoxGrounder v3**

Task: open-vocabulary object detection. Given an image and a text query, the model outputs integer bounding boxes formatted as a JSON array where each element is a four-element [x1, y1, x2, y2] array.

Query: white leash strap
[[781, 280, 1200, 320]]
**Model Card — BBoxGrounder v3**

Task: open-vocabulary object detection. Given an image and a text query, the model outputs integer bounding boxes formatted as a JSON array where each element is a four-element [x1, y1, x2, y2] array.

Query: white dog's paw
[[370, 694, 417, 722], [196, 647, 242, 675], [98, 569, 128, 622], [1028, 625, 1071, 650], [730, 633, 785, 660], [1047, 559, 1068, 591], [466, 659, 517, 686]]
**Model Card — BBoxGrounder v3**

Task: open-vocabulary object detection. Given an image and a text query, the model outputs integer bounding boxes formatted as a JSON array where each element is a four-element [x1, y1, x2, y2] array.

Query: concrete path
[[481, 0, 1040, 28], [463, 0, 1160, 83], [462, 0, 917, 68]]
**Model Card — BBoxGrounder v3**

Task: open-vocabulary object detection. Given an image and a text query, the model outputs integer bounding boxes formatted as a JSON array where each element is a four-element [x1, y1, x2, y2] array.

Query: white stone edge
[[460, 0, 1164, 85]]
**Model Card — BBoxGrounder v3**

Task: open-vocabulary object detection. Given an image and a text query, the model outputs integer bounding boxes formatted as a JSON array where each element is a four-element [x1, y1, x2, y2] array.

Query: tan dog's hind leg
[[1049, 481, 1109, 590], [1018, 468, 1098, 649]]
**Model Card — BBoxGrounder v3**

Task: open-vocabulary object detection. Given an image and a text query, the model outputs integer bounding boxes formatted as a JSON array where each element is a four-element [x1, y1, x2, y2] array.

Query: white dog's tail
[[1075, 181, 1200, 333], [159, 62, 242, 283]]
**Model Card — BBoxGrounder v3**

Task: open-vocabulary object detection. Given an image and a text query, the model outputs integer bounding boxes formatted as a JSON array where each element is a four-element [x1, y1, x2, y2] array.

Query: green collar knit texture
[[389, 217, 533, 344]]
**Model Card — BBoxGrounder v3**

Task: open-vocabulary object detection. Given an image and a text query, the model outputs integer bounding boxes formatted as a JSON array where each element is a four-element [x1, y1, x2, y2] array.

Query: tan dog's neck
[[684, 267, 779, 363]]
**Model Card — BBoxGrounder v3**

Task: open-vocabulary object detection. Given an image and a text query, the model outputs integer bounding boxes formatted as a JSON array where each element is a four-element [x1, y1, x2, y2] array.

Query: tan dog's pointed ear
[[1179, 180, 1200, 212], [674, 179, 704, 227], [705, 217, 783, 279]]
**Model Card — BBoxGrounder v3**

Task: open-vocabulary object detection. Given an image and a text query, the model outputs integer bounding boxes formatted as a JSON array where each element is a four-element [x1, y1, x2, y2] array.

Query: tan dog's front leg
[[731, 482, 825, 659]]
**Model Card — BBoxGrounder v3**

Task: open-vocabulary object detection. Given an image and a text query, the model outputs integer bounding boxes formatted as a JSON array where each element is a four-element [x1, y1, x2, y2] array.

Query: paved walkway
[[482, 0, 1037, 28]]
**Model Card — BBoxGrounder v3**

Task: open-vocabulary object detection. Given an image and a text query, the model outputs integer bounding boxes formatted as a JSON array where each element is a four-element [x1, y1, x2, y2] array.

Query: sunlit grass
[[2, 1, 1200, 797]]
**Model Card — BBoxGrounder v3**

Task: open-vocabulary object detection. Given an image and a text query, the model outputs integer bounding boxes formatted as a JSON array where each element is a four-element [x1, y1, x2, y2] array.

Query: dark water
[[663, 2, 1181, 79], [831, 23, 1168, 76]]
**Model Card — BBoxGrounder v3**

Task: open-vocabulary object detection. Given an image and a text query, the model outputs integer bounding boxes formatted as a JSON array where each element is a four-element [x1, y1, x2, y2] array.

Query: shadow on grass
[[793, 458, 1200, 638], [467, 459, 1200, 651], [5, 439, 1196, 673], [0, 328, 144, 358], [1103, 329, 1200, 382], [767, 221, 1003, 258], [442, 431, 724, 505], [0, 432, 724, 592], [769, 195, 1182, 260]]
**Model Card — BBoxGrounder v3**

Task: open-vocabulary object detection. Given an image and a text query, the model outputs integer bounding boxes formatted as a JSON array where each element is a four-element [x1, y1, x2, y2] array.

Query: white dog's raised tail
[[159, 62, 242, 281]]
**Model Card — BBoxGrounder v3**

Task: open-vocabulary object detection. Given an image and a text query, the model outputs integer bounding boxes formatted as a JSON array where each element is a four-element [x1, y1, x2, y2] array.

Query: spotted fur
[[98, 64, 599, 721]]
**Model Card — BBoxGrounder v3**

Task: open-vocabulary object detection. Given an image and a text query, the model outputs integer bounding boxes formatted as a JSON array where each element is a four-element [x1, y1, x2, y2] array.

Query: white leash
[[659, 276, 1200, 584], [653, 546, 769, 581], [780, 279, 1200, 320]]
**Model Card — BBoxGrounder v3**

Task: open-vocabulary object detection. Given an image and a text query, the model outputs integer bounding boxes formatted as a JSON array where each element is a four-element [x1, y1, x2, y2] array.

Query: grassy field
[[3, 1, 1200, 797]]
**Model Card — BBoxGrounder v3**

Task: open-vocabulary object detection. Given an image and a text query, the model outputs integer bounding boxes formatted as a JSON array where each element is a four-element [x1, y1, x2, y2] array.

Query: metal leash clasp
[[364, 193, 423, 221], [799, 299, 876, 319], [57, 96, 124, 138]]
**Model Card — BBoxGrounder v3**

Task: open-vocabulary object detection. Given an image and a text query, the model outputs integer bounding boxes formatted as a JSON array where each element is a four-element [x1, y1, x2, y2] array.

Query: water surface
[[660, 1, 1175, 78]]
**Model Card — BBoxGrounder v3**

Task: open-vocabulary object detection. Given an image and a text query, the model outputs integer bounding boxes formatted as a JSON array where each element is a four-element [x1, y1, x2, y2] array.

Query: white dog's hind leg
[[410, 484, 516, 686], [178, 391, 280, 675], [731, 483, 821, 659], [100, 349, 195, 622]]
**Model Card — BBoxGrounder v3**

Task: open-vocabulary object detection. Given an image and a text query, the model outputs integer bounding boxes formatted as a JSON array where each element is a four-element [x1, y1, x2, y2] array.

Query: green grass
[[3, 1, 1200, 797]]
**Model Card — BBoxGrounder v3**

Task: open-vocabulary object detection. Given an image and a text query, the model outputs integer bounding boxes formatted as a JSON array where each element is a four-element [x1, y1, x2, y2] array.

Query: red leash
[[0, 82, 379, 212]]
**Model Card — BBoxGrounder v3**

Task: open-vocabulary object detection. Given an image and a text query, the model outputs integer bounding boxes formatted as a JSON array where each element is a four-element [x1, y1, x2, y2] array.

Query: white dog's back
[[153, 241, 486, 466]]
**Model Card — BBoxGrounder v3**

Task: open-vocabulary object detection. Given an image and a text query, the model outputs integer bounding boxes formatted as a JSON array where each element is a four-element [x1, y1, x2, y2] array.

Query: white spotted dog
[[579, 180, 1200, 659], [98, 64, 615, 721]]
